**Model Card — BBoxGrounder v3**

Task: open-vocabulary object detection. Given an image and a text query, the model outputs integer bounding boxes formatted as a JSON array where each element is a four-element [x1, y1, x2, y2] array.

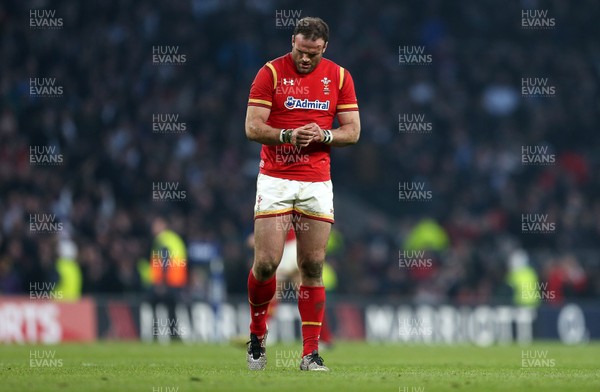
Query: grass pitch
[[0, 341, 599, 392]]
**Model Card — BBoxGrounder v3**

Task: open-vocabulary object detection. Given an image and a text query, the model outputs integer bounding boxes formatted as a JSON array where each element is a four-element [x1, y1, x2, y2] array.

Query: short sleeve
[[248, 62, 277, 109], [336, 68, 359, 113]]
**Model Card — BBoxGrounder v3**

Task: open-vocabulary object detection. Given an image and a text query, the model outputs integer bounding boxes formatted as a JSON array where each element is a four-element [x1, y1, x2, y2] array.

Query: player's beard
[[296, 60, 317, 74]]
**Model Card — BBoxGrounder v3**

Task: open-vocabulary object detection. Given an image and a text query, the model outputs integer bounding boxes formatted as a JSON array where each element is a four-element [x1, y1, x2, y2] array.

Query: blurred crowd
[[0, 0, 598, 304]]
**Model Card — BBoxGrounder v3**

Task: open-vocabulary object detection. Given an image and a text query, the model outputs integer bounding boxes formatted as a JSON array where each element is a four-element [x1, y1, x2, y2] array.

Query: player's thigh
[[294, 217, 331, 264], [294, 179, 334, 263], [253, 173, 298, 265], [253, 215, 290, 266]]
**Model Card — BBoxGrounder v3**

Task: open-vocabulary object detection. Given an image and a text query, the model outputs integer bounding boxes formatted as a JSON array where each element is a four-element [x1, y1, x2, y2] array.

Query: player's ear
[[291, 35, 295, 47], [323, 42, 328, 53]]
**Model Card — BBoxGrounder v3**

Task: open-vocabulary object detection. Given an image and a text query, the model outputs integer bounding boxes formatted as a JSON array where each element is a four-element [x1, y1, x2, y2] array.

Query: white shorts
[[254, 173, 334, 223]]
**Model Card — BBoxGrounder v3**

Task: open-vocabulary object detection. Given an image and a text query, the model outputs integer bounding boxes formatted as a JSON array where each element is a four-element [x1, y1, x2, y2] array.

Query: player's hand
[[292, 125, 317, 147], [305, 123, 325, 143], [298, 123, 323, 143]]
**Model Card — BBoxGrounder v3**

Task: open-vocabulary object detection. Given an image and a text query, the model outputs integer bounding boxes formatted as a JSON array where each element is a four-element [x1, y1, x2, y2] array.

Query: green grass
[[1, 341, 599, 392]]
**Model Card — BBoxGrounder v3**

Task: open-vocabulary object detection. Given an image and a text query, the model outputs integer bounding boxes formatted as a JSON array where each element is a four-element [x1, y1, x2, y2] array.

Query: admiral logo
[[284, 96, 330, 110], [276, 79, 308, 95]]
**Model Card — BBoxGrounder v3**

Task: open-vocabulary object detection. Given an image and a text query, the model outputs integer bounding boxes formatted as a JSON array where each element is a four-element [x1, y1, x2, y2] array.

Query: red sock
[[248, 270, 276, 338], [298, 285, 325, 356], [319, 309, 332, 344]]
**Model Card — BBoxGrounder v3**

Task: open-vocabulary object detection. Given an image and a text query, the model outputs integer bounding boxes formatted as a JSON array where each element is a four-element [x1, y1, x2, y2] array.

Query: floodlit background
[[0, 0, 599, 346]]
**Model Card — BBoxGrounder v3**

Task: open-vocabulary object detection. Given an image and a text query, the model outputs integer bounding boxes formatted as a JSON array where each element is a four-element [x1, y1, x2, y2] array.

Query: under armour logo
[[283, 78, 295, 86], [254, 311, 266, 316]]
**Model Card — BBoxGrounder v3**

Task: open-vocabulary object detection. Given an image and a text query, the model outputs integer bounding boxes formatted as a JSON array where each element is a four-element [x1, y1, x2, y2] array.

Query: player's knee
[[298, 258, 323, 279], [253, 260, 278, 281]]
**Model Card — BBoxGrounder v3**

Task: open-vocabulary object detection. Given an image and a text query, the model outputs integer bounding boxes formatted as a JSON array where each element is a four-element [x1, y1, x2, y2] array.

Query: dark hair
[[293, 17, 329, 43]]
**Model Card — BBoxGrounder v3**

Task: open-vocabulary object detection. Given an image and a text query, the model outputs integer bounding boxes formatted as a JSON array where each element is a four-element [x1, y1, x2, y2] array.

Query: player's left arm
[[328, 111, 361, 146], [311, 67, 360, 146]]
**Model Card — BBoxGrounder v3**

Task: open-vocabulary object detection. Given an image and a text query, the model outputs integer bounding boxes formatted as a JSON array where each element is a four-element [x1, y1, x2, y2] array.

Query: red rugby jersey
[[248, 53, 359, 182]]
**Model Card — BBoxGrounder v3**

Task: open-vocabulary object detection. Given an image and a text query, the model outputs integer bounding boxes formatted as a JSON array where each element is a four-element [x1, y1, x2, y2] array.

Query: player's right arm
[[245, 63, 314, 147], [245, 105, 277, 145], [245, 107, 314, 147]]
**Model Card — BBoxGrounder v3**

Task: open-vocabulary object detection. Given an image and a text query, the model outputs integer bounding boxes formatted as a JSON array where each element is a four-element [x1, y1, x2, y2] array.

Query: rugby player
[[245, 16, 360, 371]]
